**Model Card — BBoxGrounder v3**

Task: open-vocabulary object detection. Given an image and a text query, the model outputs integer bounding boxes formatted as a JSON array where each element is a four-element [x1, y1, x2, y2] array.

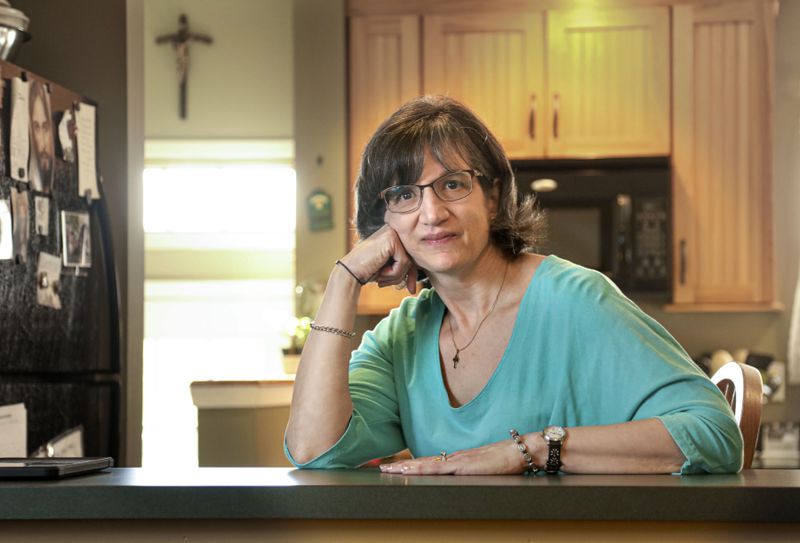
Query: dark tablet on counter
[[0, 457, 113, 479]]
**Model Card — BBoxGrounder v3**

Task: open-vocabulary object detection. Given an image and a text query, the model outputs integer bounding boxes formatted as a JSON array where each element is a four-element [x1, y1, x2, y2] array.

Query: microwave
[[514, 157, 671, 293]]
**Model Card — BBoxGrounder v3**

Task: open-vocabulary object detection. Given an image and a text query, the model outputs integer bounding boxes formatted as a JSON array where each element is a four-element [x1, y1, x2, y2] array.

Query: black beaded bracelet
[[335, 260, 367, 286], [509, 429, 539, 475]]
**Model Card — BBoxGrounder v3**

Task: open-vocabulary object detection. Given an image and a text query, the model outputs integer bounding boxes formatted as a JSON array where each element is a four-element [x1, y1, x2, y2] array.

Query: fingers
[[379, 453, 459, 476], [405, 262, 419, 294], [343, 225, 415, 287]]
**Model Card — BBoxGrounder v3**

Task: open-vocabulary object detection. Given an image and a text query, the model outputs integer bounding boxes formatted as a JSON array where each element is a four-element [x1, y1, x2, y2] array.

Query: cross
[[155, 14, 213, 119]]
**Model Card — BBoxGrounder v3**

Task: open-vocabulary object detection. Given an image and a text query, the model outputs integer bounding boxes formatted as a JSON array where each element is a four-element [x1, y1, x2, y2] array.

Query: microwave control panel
[[633, 197, 669, 283]]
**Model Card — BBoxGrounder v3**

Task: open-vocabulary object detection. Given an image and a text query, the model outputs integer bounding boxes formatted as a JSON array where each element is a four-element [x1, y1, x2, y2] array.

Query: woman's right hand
[[339, 225, 418, 294]]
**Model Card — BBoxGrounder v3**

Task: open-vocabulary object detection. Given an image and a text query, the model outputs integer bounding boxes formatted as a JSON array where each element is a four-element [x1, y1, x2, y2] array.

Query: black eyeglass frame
[[378, 169, 484, 214]]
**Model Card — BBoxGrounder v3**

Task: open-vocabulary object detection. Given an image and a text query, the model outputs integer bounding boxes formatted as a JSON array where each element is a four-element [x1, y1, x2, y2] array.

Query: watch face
[[545, 426, 567, 441]]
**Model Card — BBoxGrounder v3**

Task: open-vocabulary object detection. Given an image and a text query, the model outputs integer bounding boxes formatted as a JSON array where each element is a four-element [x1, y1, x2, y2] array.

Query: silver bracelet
[[509, 429, 539, 475], [310, 321, 357, 338]]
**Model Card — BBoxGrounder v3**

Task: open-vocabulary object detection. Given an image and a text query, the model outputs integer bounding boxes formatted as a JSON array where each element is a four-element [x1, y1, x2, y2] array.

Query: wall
[[12, 0, 135, 463], [293, 0, 348, 290], [144, 0, 292, 140]]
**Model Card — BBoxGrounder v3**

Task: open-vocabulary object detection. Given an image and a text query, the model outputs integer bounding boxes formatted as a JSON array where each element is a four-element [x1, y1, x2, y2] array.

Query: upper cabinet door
[[349, 16, 421, 187], [671, 1, 775, 308], [423, 12, 546, 159], [547, 7, 670, 157]]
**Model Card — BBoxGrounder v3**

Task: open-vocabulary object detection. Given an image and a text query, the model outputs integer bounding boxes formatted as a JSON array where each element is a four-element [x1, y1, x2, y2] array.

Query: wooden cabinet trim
[[348, 0, 751, 17]]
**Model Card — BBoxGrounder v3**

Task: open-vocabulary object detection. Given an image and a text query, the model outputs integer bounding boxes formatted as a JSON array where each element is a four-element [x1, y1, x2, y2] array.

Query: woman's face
[[383, 150, 498, 276]]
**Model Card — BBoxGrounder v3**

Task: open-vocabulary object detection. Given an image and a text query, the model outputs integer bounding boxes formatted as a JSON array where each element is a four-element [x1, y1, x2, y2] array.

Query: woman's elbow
[[285, 430, 320, 466], [701, 418, 745, 474]]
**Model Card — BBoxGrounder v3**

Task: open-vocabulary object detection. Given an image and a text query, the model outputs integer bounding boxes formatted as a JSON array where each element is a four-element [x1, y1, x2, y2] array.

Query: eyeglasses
[[378, 169, 482, 214]]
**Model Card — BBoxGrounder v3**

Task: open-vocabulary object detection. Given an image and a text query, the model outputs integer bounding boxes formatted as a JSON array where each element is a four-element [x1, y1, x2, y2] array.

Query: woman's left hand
[[378, 439, 524, 476]]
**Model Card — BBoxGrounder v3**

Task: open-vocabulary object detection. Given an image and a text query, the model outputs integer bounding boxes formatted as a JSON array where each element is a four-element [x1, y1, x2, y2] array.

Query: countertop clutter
[[2, 468, 800, 522]]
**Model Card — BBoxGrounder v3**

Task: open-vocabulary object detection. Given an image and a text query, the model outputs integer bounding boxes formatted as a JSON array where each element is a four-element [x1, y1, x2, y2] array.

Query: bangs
[[379, 117, 487, 187]]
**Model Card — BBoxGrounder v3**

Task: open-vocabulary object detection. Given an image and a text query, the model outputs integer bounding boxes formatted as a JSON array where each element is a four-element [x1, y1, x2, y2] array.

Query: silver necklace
[[447, 262, 510, 369]]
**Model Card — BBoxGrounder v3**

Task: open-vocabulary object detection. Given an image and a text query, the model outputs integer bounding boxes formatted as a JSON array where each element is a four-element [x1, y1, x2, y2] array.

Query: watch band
[[544, 440, 563, 474]]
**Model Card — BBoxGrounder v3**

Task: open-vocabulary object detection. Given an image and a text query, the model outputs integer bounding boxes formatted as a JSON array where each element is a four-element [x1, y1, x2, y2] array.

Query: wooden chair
[[711, 361, 763, 469]]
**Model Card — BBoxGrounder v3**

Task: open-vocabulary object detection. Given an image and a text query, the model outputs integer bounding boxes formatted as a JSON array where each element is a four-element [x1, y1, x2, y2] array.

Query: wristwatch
[[542, 425, 567, 474]]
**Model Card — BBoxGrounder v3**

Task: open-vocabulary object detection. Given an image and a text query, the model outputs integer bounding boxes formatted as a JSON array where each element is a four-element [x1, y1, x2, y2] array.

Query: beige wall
[[293, 0, 348, 289], [144, 0, 293, 140]]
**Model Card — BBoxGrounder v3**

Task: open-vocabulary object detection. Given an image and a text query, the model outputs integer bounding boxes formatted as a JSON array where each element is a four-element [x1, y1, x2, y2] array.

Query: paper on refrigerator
[[76, 102, 99, 200], [9, 77, 30, 183], [0, 403, 27, 457]]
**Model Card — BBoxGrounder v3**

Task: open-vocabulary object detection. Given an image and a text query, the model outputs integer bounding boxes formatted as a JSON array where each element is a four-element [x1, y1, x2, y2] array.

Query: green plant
[[282, 316, 311, 355]]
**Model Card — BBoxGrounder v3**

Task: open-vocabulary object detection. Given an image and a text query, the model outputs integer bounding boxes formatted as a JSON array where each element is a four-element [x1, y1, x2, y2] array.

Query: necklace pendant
[[452, 351, 460, 369]]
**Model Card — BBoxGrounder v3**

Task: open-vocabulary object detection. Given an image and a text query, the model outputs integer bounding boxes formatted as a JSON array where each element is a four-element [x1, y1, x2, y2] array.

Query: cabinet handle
[[679, 239, 687, 285], [552, 93, 560, 139], [529, 94, 536, 139]]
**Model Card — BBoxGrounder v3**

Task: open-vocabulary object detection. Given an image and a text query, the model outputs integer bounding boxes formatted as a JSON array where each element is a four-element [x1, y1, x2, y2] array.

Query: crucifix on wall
[[155, 14, 213, 119]]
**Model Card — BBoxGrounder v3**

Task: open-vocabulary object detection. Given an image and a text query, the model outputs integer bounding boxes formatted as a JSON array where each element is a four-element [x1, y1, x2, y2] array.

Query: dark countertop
[[1, 468, 799, 522]]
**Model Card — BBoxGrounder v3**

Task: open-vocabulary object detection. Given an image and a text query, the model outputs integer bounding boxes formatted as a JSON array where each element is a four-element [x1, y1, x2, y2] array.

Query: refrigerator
[[0, 59, 122, 460]]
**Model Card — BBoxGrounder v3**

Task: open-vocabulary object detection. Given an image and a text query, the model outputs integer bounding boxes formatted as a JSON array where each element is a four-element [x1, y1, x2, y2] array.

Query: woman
[[285, 96, 742, 475]]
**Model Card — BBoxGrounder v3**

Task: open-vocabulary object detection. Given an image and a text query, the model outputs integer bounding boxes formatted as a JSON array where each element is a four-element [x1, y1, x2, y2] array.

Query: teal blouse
[[285, 256, 743, 474]]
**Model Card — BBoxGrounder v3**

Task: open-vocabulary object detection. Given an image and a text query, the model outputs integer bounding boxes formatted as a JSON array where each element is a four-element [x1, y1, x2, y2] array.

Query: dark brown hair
[[354, 95, 543, 258]]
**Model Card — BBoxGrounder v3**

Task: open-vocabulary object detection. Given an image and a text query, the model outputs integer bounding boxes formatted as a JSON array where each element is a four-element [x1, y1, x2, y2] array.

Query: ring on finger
[[434, 450, 448, 462]]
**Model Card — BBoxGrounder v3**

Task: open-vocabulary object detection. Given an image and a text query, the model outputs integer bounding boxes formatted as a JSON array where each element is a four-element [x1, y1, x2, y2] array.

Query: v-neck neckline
[[429, 255, 553, 410]]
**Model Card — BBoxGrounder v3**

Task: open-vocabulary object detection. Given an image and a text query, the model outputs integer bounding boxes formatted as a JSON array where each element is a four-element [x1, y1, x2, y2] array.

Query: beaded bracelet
[[335, 260, 367, 286], [310, 321, 357, 338], [509, 429, 539, 475]]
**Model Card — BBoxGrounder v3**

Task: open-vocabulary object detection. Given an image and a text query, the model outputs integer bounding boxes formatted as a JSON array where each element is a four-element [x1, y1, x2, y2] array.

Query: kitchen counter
[[2, 468, 800, 523]]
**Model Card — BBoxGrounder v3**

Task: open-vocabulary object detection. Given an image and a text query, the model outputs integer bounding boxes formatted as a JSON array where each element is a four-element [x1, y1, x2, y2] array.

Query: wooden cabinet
[[422, 7, 669, 159], [347, 1, 777, 314], [669, 0, 777, 311], [423, 12, 546, 158], [348, 15, 421, 198], [547, 7, 670, 157]]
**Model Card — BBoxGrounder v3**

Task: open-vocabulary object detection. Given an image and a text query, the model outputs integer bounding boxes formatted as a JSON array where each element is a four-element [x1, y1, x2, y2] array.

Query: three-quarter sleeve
[[564, 271, 744, 474]]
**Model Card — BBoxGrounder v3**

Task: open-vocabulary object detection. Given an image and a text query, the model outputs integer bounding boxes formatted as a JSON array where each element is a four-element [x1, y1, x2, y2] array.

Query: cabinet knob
[[552, 93, 560, 139], [679, 239, 687, 285]]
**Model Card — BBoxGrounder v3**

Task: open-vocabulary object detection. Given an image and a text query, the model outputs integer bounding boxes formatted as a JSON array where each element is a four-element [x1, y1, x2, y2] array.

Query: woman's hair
[[354, 95, 544, 259]]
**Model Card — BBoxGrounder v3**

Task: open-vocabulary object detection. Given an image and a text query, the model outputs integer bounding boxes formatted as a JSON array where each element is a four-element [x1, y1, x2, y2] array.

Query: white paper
[[0, 199, 11, 260], [32, 426, 83, 457], [10, 188, 29, 264], [76, 103, 99, 200], [58, 108, 75, 162], [34, 196, 49, 236], [9, 77, 30, 183], [0, 403, 27, 457], [36, 252, 62, 309]]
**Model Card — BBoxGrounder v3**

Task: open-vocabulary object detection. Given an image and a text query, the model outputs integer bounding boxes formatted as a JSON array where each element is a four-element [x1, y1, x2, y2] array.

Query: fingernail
[[401, 465, 409, 471], [379, 464, 389, 472]]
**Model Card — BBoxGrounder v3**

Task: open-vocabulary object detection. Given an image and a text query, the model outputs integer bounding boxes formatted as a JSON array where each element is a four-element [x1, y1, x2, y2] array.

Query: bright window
[[141, 141, 296, 469], [143, 165, 296, 237]]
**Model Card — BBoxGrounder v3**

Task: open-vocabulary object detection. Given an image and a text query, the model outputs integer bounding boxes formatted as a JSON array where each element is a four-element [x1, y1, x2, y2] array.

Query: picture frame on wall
[[60, 210, 91, 268]]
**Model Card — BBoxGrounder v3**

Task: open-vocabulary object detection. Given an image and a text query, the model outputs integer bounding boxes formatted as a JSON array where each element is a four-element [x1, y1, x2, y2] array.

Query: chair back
[[710, 362, 763, 469]]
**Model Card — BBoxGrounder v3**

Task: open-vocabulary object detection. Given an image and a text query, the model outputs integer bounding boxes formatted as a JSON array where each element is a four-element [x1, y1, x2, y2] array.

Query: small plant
[[282, 316, 312, 355]]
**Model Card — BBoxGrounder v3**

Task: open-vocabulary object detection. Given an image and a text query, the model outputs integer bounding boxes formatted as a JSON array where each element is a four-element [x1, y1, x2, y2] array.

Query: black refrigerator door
[[0, 380, 119, 458]]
